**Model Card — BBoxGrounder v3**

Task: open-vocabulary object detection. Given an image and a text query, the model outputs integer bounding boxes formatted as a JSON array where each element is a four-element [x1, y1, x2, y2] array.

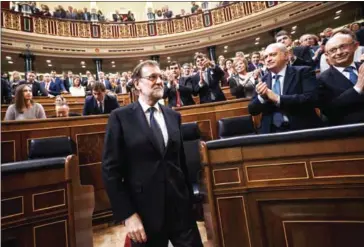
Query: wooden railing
[[1, 2, 278, 39]]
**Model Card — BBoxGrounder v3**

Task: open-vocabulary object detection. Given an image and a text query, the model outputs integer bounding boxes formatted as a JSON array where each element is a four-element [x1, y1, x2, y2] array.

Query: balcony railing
[[1, 2, 279, 39]]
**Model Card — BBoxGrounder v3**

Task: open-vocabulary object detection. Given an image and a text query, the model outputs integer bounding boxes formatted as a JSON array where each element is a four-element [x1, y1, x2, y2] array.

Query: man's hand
[[199, 70, 205, 84], [287, 46, 296, 63], [266, 89, 279, 103], [202, 58, 214, 69], [125, 213, 147, 243], [355, 63, 364, 92], [255, 81, 268, 98]]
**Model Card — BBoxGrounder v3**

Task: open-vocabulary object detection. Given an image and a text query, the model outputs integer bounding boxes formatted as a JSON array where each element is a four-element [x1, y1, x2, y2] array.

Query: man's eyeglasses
[[140, 73, 163, 82], [327, 42, 355, 55]]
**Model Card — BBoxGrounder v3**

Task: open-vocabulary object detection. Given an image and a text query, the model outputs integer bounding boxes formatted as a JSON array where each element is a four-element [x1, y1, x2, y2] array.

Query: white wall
[[40, 2, 211, 21]]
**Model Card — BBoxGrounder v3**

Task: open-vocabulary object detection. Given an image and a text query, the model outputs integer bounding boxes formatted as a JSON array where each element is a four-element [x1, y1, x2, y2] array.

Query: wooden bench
[[2, 155, 94, 247]]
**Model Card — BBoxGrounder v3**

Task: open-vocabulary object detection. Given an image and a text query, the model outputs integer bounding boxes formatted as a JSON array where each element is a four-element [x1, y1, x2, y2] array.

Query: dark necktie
[[272, 75, 284, 127], [149, 107, 165, 152], [98, 102, 103, 113], [344, 66, 358, 85]]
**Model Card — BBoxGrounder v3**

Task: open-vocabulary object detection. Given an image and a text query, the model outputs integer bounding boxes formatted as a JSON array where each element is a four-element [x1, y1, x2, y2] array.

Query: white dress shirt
[[333, 62, 362, 94], [138, 98, 169, 146]]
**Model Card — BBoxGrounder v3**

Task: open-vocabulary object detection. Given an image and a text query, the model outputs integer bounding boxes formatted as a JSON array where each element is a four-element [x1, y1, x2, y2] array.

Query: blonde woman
[[229, 57, 258, 98]]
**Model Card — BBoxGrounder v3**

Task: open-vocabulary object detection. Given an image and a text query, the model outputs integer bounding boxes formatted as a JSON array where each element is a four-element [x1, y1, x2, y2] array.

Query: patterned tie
[[344, 66, 358, 85], [175, 79, 182, 107], [149, 107, 165, 152], [272, 75, 284, 127]]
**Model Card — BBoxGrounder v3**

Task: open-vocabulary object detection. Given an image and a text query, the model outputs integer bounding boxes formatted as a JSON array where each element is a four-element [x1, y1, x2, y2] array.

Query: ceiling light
[[244, 54, 250, 57], [112, 65, 116, 67], [255, 42, 259, 45], [111, 61, 115, 64], [81, 61, 85, 65], [336, 10, 342, 14], [82, 65, 86, 68], [8, 61, 13, 64], [140, 60, 143, 62], [48, 64, 52, 67], [224, 46, 228, 49], [334, 16, 340, 20], [167, 57, 170, 59], [46, 60, 51, 63], [291, 31, 296, 34], [224, 50, 227, 53], [255, 37, 260, 41], [292, 26, 297, 30], [168, 61, 171, 63], [6, 56, 12, 60]]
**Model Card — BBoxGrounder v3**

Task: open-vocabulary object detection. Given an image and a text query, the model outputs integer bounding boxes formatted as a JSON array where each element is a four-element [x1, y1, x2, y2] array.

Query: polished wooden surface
[[202, 133, 364, 247], [1, 155, 94, 247]]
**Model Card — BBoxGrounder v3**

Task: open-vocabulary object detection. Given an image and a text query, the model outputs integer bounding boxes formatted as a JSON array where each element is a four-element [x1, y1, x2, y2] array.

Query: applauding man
[[248, 43, 322, 133], [191, 53, 226, 104], [163, 61, 195, 107]]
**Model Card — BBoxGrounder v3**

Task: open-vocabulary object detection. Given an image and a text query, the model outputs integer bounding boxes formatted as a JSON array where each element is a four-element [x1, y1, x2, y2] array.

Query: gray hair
[[266, 43, 288, 53]]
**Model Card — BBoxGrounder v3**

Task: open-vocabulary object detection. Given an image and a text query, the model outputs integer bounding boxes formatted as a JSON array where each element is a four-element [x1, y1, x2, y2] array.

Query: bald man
[[248, 43, 322, 133], [318, 29, 364, 125]]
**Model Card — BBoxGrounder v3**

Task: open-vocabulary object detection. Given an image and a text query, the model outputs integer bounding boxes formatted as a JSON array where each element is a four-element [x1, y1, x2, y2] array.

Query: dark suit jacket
[[191, 66, 226, 104], [40, 81, 62, 96], [82, 94, 119, 115], [102, 101, 194, 234], [1, 78, 12, 104], [100, 79, 112, 90], [248, 62, 264, 72], [317, 63, 364, 125], [292, 46, 315, 68], [248, 66, 322, 133], [18, 80, 48, 96], [163, 77, 195, 107]]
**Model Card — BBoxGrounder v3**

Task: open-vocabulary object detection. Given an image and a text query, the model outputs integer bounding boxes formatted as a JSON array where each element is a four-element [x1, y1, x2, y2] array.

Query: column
[[150, 55, 160, 63], [207, 46, 217, 64], [19, 45, 35, 75], [93, 59, 103, 80]]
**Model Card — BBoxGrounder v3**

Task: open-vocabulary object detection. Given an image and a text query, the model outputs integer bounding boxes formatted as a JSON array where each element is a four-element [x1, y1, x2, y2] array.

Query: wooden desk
[[1, 155, 94, 247], [201, 123, 364, 247]]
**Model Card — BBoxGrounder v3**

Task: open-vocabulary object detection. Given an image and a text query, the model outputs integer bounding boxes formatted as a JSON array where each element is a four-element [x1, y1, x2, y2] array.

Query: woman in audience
[[69, 76, 85, 96], [4, 84, 46, 120], [229, 57, 257, 99], [40, 4, 51, 17]]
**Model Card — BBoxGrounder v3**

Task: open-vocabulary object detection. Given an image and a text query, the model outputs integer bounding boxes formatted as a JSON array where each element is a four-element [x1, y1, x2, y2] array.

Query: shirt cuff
[[199, 81, 204, 88], [354, 85, 363, 94], [176, 83, 179, 90], [167, 82, 171, 89], [258, 95, 266, 104], [275, 96, 281, 106]]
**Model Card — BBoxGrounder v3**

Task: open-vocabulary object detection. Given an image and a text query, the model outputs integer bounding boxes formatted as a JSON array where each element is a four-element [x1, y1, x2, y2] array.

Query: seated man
[[318, 28, 364, 125], [83, 82, 119, 115], [41, 73, 67, 96], [19, 71, 48, 96], [248, 43, 322, 134], [191, 53, 226, 104], [163, 61, 195, 107], [275, 30, 315, 68]]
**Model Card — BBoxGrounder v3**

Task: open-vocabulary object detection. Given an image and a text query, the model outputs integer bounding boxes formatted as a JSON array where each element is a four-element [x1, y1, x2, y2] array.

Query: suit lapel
[[131, 102, 163, 156], [330, 66, 354, 89], [266, 73, 272, 89], [283, 66, 295, 95]]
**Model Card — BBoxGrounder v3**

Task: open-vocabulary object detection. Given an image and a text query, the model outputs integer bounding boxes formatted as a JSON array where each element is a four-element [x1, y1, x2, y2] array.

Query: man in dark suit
[[82, 7, 91, 21], [50, 70, 67, 92], [248, 51, 264, 72], [248, 43, 322, 134], [63, 70, 75, 93], [275, 30, 315, 68], [102, 60, 203, 247], [18, 71, 48, 97], [82, 82, 119, 115], [318, 29, 364, 125], [163, 61, 195, 107], [191, 52, 226, 104], [40, 73, 67, 96], [98, 71, 112, 90]]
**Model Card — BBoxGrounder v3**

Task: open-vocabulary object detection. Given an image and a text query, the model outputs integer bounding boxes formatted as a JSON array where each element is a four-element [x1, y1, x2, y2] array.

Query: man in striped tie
[[248, 43, 322, 133], [318, 28, 364, 125]]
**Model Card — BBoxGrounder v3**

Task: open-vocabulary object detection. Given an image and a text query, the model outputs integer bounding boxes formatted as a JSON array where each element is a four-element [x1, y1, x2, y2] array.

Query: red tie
[[176, 88, 181, 107]]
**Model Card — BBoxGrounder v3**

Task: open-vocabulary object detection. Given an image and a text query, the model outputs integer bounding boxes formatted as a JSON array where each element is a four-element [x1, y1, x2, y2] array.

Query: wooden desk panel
[[202, 133, 364, 247]]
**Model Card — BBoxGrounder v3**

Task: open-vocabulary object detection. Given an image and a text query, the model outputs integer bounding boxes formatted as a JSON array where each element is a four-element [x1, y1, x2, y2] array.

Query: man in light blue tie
[[318, 28, 364, 125], [248, 43, 322, 133]]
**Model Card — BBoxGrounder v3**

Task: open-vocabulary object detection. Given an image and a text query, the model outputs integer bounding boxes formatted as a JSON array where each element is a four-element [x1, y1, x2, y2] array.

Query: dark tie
[[272, 75, 284, 127], [149, 107, 165, 152], [344, 66, 358, 85], [99, 102, 103, 113]]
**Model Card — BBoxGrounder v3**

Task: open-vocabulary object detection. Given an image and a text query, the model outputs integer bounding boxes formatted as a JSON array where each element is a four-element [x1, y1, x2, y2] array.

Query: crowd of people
[[11, 1, 135, 22], [2, 23, 364, 132]]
